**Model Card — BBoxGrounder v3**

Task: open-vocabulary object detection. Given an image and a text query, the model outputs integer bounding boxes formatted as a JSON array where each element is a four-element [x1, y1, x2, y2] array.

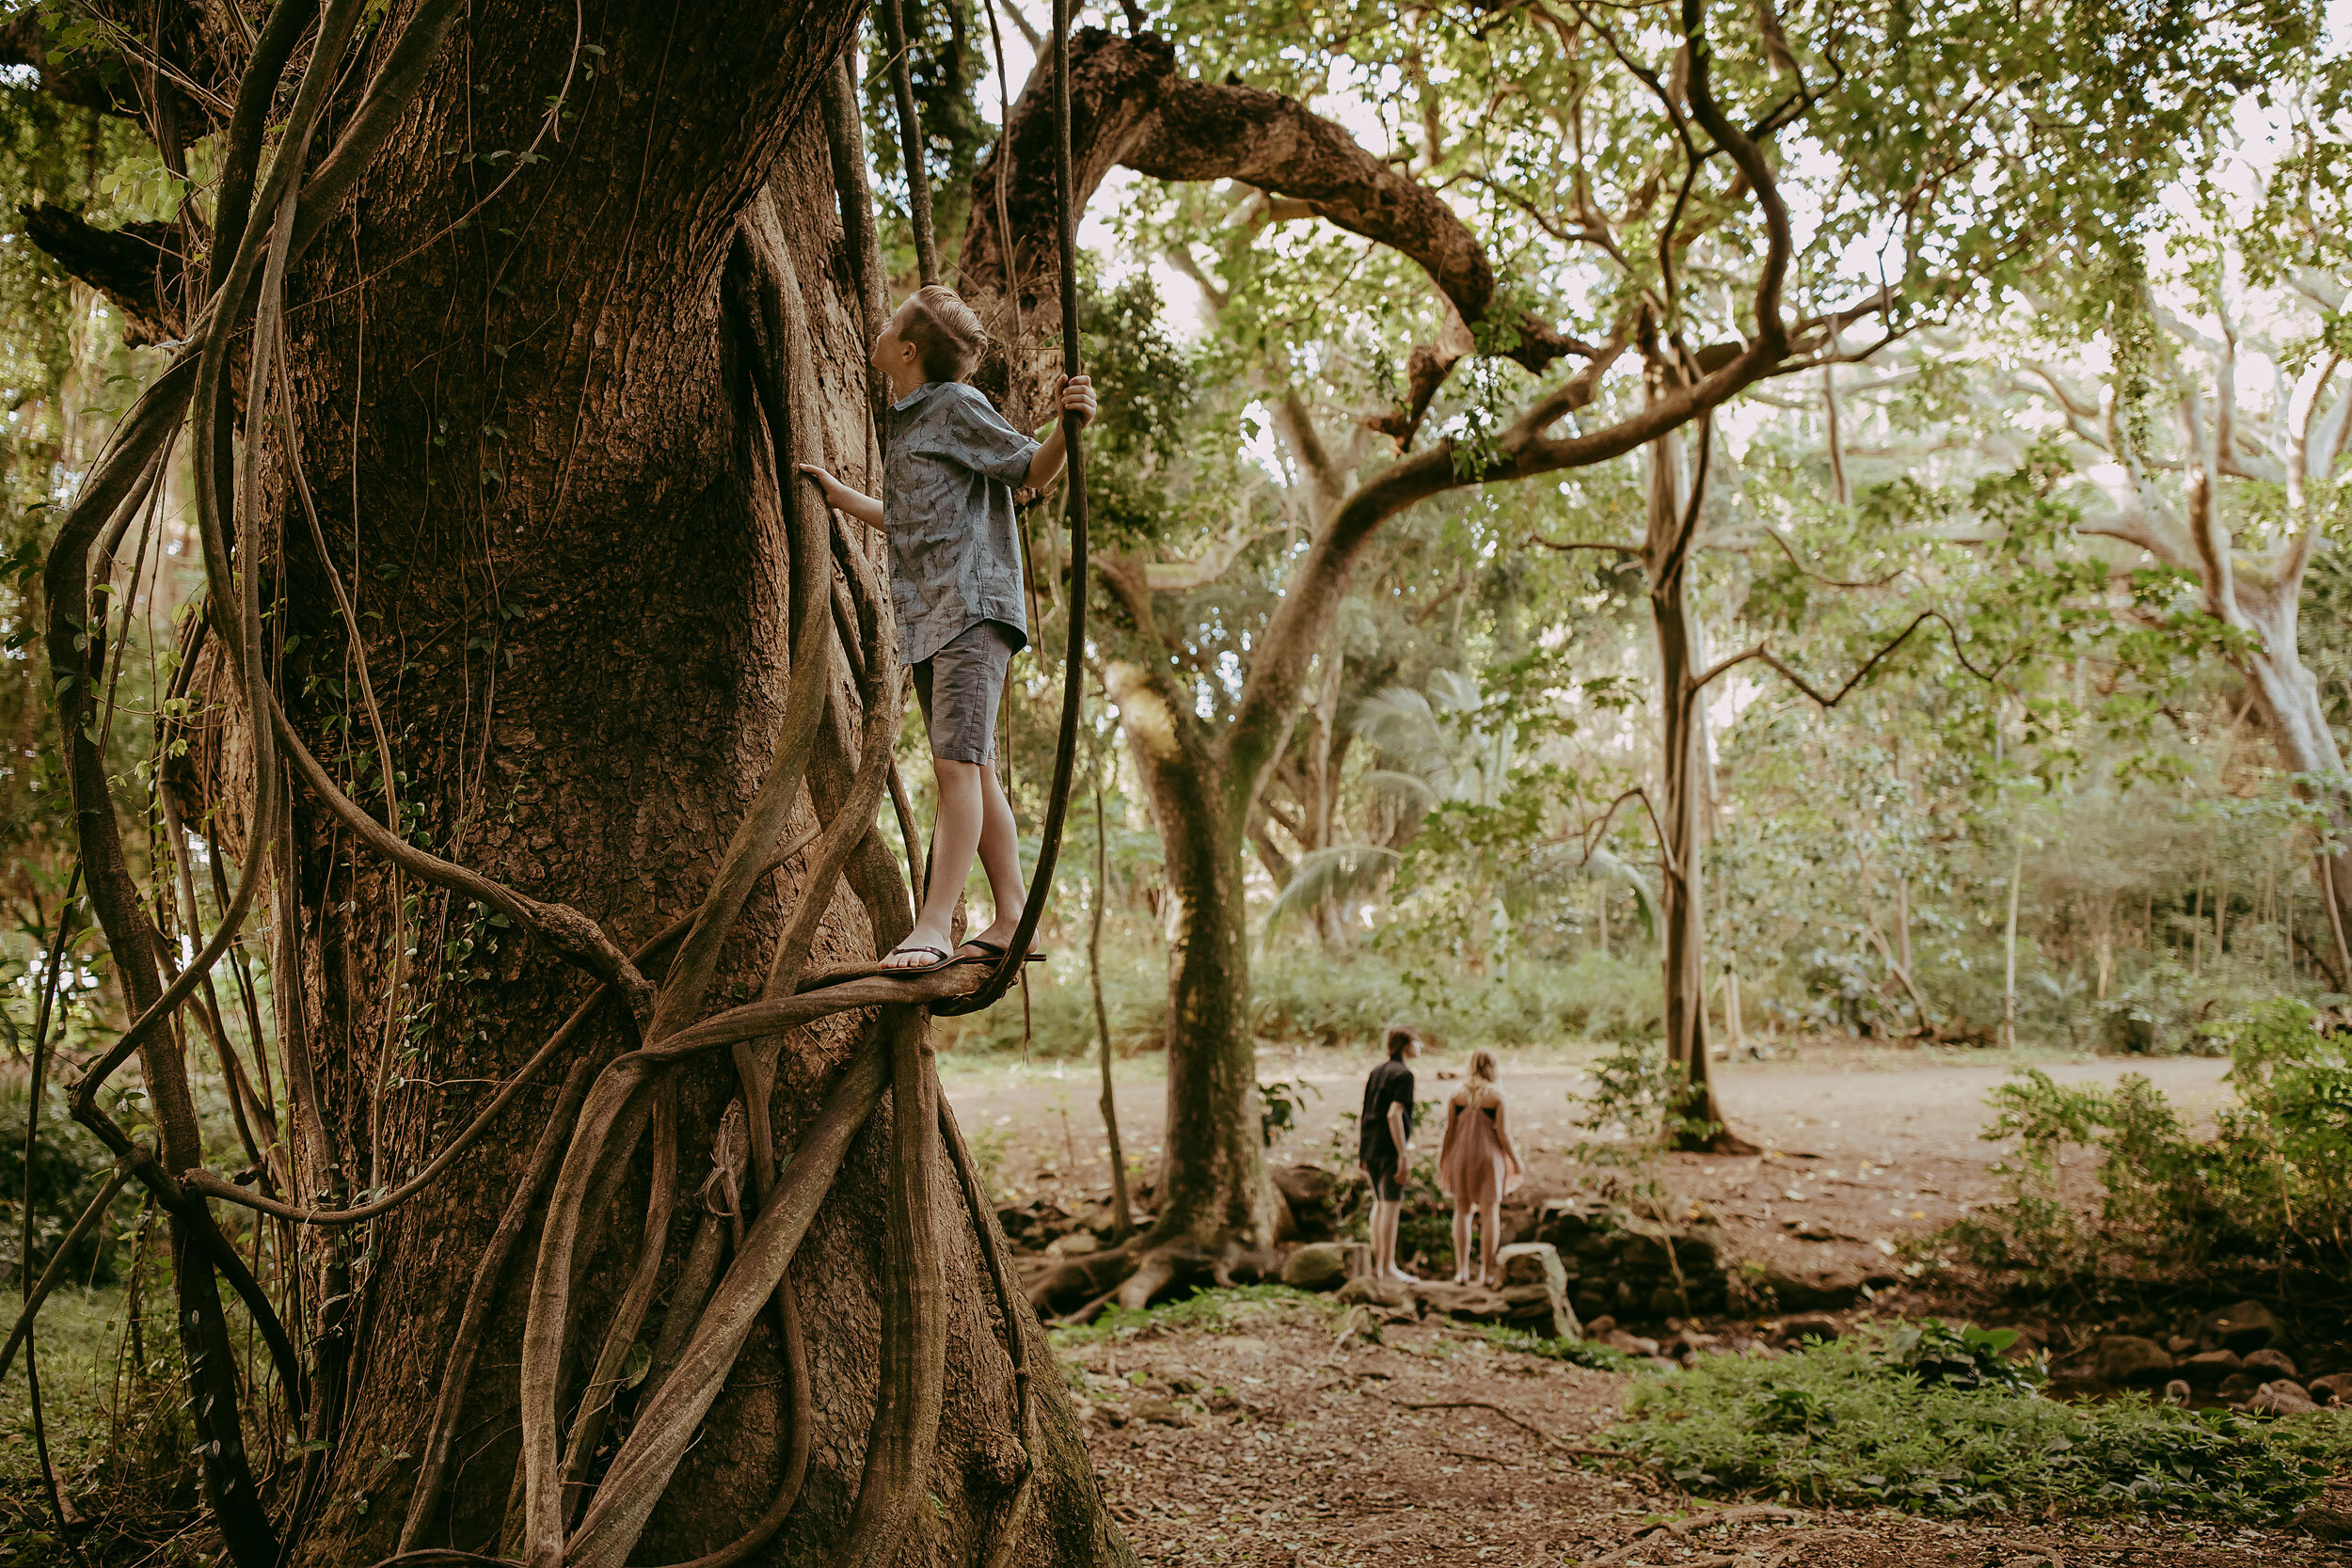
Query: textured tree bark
[[151, 5, 1124, 1560]]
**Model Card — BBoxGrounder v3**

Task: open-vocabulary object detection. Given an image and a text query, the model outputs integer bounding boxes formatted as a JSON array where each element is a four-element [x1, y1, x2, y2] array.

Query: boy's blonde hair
[[902, 284, 986, 383]]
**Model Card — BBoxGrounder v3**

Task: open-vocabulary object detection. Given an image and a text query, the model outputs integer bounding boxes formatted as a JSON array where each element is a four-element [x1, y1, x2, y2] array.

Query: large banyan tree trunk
[[57, 4, 1127, 1563]]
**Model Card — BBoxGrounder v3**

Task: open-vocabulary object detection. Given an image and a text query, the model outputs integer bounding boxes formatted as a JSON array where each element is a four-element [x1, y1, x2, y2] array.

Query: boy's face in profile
[[871, 298, 921, 385]]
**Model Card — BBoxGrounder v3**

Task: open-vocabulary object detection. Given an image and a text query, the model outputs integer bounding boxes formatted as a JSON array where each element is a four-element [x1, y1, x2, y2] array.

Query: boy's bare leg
[[962, 763, 1027, 950], [887, 756, 986, 966]]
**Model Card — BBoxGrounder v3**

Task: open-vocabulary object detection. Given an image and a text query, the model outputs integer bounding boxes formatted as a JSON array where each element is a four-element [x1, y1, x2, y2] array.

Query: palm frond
[[1262, 843, 1402, 938], [1585, 846, 1659, 938], [1360, 768, 1439, 808], [1425, 666, 1482, 715]]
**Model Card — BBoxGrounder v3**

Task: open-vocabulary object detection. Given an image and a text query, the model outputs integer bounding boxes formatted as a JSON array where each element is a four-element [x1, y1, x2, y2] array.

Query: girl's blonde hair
[[1467, 1048, 1500, 1086]]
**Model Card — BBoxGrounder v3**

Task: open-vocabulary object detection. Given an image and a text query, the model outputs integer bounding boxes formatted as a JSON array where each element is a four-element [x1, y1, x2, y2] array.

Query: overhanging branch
[[959, 26, 1596, 424], [20, 204, 188, 344], [1695, 609, 2002, 705]]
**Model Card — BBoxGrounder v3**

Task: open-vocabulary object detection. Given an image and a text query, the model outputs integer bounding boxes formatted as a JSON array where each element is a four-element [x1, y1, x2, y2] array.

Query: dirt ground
[[942, 1041, 2341, 1565], [1065, 1292, 2334, 1566]]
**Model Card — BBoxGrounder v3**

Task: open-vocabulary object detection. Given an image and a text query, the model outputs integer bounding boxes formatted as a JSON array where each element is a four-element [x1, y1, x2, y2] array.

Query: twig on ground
[[1575, 1506, 1812, 1566], [1384, 1396, 1626, 1457]]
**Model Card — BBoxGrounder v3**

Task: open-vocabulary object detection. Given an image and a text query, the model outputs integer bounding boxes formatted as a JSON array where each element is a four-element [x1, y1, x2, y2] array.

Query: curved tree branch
[[959, 26, 1594, 424], [19, 204, 188, 343]]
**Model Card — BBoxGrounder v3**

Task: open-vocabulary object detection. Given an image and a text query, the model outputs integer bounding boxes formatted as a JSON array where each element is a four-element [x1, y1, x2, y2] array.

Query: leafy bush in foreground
[[1951, 1000, 2352, 1281], [1612, 1330, 2352, 1520]]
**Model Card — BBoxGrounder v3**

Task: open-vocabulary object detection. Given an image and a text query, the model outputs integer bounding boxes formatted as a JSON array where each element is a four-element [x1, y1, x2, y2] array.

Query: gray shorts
[[913, 619, 1018, 765]]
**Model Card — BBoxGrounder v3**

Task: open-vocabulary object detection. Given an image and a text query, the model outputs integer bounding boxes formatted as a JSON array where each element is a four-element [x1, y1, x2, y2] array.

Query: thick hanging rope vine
[[934, 0, 1089, 1020]]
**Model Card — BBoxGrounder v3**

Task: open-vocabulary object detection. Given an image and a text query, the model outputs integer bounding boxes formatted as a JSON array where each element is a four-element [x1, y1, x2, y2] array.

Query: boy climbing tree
[[803, 284, 1098, 972]]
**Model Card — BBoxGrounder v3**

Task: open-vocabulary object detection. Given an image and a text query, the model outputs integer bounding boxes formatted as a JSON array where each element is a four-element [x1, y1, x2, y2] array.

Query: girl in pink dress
[[1436, 1049, 1525, 1287]]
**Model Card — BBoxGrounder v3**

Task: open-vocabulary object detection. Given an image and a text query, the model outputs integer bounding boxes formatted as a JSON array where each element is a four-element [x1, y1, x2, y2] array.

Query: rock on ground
[[1279, 1241, 1368, 1291], [2240, 1346, 2299, 1382], [2249, 1380, 2318, 1416], [2095, 1335, 2176, 1386], [2203, 1299, 2279, 1354]]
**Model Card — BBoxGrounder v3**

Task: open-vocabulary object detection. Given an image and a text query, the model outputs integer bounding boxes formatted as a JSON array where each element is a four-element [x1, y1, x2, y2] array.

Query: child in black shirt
[[1358, 1026, 1422, 1283]]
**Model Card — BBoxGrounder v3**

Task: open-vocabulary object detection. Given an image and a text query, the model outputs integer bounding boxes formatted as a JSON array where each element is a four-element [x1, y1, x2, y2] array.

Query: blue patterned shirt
[[881, 380, 1039, 666]]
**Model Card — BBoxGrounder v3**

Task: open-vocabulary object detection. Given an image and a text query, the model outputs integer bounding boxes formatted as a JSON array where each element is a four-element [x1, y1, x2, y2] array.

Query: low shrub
[[942, 942, 1662, 1058], [1948, 999, 2352, 1281], [1610, 1326, 2352, 1520]]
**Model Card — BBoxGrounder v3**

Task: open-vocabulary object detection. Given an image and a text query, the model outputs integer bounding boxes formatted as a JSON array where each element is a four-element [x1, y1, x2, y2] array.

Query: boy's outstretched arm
[[1024, 374, 1098, 489], [798, 464, 886, 529]]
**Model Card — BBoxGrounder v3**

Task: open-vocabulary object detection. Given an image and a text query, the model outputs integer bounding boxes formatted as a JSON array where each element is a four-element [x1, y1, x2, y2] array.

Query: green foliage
[[1077, 269, 1199, 551], [1568, 1040, 1716, 1159], [1477, 1323, 1638, 1373], [1390, 1156, 1455, 1277], [1951, 1003, 2352, 1278], [945, 939, 1661, 1061], [859, 0, 995, 272], [1613, 1330, 2352, 1519], [1879, 1320, 2042, 1395], [1256, 1076, 1319, 1146], [0, 1082, 138, 1286]]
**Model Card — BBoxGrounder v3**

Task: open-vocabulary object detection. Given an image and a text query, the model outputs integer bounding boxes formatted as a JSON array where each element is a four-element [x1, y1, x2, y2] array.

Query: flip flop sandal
[[795, 943, 961, 992], [955, 937, 1049, 963]]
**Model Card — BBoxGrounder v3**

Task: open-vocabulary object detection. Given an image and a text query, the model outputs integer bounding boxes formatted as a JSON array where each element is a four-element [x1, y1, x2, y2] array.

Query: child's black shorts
[[912, 618, 1018, 765]]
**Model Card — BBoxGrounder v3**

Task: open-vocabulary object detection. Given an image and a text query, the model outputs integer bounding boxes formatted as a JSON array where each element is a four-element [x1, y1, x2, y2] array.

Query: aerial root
[[820, 1007, 947, 1568], [643, 1273, 811, 1568], [559, 1043, 887, 1568], [398, 1052, 600, 1554], [561, 1083, 681, 1527], [941, 1094, 1042, 1562]]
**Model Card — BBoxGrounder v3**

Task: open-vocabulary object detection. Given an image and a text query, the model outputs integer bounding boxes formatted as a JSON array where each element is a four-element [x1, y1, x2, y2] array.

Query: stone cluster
[[1519, 1199, 1731, 1323], [1278, 1239, 1581, 1340], [2077, 1300, 2350, 1414]]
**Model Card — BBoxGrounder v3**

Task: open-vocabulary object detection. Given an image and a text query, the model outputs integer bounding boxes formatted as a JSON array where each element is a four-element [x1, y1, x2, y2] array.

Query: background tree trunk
[[1104, 660, 1285, 1303], [165, 8, 1123, 1559], [1642, 418, 1745, 1151], [2236, 605, 2352, 978]]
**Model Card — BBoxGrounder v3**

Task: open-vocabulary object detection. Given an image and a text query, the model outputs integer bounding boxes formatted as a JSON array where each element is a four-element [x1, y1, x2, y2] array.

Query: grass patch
[[1476, 1323, 1640, 1372], [2, 1285, 133, 1481], [1610, 1327, 2352, 1521], [1047, 1284, 1327, 1346]]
